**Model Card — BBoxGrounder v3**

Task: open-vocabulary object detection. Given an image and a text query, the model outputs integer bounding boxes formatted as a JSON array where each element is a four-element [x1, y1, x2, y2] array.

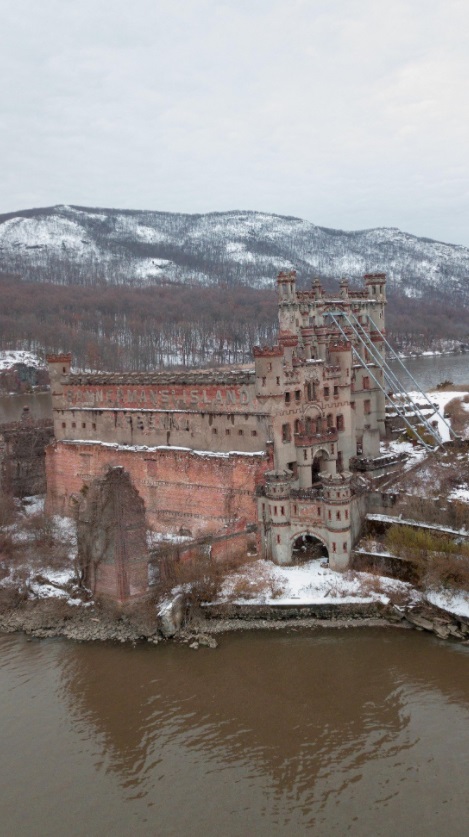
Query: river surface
[[0, 391, 52, 423], [1, 629, 468, 837], [388, 353, 469, 391]]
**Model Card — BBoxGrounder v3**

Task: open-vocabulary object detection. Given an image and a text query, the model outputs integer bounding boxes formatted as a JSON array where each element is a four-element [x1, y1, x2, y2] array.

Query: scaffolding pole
[[325, 312, 439, 450]]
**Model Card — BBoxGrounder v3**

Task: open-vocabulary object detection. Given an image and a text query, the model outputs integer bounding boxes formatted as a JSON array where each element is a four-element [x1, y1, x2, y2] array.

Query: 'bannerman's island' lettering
[[65, 386, 251, 410]]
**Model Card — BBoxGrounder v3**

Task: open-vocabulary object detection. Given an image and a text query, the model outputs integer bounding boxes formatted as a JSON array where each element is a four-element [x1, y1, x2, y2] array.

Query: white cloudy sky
[[2, 0, 469, 244]]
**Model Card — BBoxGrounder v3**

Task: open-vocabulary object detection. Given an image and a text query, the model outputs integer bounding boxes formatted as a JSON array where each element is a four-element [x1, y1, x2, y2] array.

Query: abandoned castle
[[44, 270, 407, 601]]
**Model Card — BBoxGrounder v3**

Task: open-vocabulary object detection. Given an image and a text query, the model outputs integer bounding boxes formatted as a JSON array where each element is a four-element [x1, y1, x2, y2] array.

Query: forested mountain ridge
[[1, 204, 469, 303], [1, 205, 468, 372]]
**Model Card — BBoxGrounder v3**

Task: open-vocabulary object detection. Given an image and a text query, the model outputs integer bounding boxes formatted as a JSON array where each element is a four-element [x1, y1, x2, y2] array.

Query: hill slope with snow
[[1, 204, 468, 301]]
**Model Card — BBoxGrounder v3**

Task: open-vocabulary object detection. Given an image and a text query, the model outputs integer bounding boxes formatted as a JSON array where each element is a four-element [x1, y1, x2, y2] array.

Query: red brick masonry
[[46, 441, 272, 537]]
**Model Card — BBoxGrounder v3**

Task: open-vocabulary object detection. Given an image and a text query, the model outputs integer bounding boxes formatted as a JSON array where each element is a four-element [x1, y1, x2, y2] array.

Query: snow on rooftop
[[63, 439, 266, 457]]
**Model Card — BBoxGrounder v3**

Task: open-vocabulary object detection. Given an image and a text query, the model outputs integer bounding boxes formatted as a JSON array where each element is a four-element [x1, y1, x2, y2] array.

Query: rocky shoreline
[[0, 597, 468, 647]]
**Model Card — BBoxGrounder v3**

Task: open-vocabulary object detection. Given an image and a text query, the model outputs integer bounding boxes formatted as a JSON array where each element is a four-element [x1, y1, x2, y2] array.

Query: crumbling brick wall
[[46, 441, 272, 536], [0, 419, 54, 497], [76, 466, 149, 601]]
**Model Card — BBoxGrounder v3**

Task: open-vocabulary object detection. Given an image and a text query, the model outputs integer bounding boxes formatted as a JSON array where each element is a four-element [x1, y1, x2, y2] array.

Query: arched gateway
[[291, 532, 328, 563], [259, 469, 352, 570]]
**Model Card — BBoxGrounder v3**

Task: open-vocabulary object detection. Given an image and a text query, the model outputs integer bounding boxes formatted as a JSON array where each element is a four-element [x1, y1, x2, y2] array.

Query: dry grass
[[0, 491, 16, 528], [385, 524, 469, 592], [156, 551, 253, 608], [226, 566, 285, 601]]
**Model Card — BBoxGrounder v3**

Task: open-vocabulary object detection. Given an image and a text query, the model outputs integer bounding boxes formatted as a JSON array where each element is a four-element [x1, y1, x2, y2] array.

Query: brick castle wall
[[46, 441, 272, 537]]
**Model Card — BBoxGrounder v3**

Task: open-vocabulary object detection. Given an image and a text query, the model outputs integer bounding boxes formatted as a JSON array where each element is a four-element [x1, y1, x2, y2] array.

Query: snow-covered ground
[[424, 389, 467, 442], [449, 486, 469, 503], [392, 389, 465, 443], [219, 559, 417, 608], [426, 589, 469, 619], [0, 350, 45, 371], [383, 437, 427, 469], [0, 498, 79, 603]]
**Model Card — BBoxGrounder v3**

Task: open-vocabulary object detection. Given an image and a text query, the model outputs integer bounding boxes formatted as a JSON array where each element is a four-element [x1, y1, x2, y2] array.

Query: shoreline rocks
[[0, 597, 467, 646]]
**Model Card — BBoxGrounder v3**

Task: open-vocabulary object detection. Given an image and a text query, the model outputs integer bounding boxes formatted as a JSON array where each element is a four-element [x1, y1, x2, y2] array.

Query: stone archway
[[76, 466, 149, 601], [302, 405, 323, 436], [291, 532, 328, 564], [311, 447, 332, 483]]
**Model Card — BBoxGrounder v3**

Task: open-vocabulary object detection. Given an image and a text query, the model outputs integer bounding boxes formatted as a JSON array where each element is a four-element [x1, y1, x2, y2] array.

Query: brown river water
[[1, 628, 468, 837]]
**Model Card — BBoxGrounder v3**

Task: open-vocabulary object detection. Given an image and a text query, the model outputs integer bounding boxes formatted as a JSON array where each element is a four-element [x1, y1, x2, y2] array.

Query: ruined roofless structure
[[45, 270, 412, 600]]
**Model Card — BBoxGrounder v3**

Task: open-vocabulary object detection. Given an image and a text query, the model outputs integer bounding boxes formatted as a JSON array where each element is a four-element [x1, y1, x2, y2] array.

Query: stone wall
[[0, 419, 54, 497], [203, 601, 389, 620]]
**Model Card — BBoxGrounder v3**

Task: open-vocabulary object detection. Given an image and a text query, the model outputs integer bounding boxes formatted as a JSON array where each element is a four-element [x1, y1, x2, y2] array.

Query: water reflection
[[55, 629, 469, 817], [1, 629, 469, 835]]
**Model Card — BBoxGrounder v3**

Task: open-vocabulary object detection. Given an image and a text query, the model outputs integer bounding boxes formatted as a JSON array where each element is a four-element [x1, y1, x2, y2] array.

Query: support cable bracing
[[325, 312, 439, 450], [352, 314, 460, 439], [328, 312, 436, 449], [362, 314, 459, 441], [346, 312, 459, 442]]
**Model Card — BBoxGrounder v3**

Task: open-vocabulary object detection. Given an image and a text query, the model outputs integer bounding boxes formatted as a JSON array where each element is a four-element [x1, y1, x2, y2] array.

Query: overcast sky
[[2, 0, 469, 245]]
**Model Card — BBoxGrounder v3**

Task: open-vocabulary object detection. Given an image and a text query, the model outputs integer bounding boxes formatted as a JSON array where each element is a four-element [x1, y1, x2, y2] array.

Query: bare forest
[[1, 271, 469, 372]]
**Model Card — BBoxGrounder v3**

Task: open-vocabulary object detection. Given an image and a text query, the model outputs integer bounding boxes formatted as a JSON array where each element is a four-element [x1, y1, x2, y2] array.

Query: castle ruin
[[45, 270, 410, 599]]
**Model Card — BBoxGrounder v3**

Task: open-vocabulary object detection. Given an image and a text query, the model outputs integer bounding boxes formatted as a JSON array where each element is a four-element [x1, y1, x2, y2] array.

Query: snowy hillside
[[1, 204, 468, 301], [0, 350, 45, 372]]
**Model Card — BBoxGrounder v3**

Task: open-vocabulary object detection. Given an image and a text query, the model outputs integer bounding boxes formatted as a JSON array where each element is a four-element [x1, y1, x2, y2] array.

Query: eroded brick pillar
[[77, 466, 149, 601]]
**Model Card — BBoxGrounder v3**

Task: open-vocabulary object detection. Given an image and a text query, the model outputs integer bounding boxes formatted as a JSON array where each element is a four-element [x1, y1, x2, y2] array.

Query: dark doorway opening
[[292, 534, 328, 564]]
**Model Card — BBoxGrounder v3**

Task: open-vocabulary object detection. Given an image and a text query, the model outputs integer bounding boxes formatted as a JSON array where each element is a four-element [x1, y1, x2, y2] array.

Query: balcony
[[324, 365, 341, 379], [294, 428, 338, 446], [291, 487, 323, 501]]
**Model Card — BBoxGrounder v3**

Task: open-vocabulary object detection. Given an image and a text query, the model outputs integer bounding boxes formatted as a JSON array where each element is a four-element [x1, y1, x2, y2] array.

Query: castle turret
[[364, 273, 387, 332], [277, 269, 297, 302], [46, 353, 72, 417], [321, 471, 352, 571], [263, 469, 293, 565], [254, 345, 284, 398]]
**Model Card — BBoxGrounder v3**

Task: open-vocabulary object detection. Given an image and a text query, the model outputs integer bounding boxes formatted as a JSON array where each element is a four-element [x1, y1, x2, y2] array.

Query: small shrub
[[157, 553, 226, 608], [355, 571, 385, 597], [0, 584, 28, 609], [324, 577, 353, 598], [443, 397, 469, 436], [25, 512, 56, 549], [423, 554, 469, 592]]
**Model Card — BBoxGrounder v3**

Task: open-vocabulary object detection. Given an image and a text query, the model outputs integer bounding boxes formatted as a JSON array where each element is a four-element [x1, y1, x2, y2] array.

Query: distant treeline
[[1, 274, 468, 371], [0, 274, 277, 370]]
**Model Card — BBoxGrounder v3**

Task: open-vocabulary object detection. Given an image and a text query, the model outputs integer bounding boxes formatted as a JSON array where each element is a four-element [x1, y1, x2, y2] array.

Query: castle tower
[[253, 345, 284, 398], [46, 353, 72, 416], [262, 469, 293, 565], [321, 471, 353, 571], [364, 273, 387, 332], [277, 270, 299, 351]]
